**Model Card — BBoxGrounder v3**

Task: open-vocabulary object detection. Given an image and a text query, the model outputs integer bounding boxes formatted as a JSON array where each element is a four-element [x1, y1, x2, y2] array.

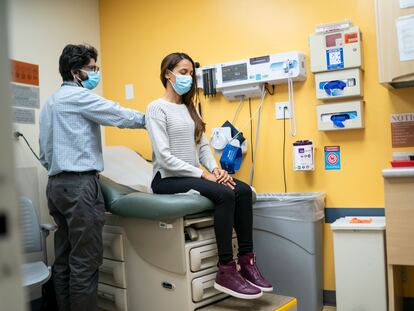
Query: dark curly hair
[[59, 44, 98, 81]]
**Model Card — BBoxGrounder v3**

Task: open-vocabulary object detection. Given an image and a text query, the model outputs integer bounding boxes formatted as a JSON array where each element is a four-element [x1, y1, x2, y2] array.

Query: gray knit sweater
[[146, 98, 218, 178]]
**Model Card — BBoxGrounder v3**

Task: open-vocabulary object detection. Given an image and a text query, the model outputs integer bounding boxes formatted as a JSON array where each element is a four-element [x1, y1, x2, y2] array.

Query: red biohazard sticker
[[345, 32, 358, 44]]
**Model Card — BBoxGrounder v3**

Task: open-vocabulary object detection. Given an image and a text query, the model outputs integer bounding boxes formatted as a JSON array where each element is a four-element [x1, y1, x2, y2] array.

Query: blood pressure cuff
[[222, 120, 246, 145], [220, 144, 242, 174]]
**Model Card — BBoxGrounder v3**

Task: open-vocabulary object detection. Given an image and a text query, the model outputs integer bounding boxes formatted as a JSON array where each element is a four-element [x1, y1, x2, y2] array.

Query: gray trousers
[[46, 173, 105, 311]]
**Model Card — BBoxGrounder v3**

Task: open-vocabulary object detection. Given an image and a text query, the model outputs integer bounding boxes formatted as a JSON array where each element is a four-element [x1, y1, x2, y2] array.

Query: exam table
[[96, 146, 297, 311]]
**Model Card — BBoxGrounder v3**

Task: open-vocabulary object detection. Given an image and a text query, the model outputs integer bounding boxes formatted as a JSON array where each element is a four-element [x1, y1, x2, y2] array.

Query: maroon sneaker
[[214, 260, 263, 299], [238, 253, 273, 292]]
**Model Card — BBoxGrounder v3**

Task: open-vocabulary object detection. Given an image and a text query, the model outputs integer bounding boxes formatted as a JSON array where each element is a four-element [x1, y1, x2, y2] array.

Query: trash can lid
[[330, 216, 385, 231]]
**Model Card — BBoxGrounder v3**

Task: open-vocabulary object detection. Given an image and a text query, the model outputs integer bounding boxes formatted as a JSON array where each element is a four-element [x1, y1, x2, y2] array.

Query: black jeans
[[152, 172, 253, 263], [46, 173, 105, 311]]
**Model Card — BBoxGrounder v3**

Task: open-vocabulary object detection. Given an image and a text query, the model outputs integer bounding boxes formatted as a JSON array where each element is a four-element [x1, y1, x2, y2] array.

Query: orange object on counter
[[349, 217, 372, 224]]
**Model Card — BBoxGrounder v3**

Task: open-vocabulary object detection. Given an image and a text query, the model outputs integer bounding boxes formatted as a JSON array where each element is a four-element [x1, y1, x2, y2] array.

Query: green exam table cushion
[[99, 176, 215, 220]]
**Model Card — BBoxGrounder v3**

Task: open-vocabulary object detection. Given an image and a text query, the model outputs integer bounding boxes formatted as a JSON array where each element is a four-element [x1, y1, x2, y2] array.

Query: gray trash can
[[253, 193, 325, 311]]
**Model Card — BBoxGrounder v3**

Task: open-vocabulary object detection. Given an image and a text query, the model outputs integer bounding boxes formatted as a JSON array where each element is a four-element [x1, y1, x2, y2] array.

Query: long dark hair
[[160, 52, 205, 144]]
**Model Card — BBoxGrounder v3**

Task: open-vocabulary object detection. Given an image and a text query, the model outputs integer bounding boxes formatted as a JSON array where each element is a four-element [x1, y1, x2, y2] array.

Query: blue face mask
[[170, 71, 193, 95], [80, 70, 100, 90]]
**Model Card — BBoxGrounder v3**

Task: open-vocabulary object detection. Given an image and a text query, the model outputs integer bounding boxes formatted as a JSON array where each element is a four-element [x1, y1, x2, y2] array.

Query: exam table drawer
[[189, 239, 237, 272], [99, 259, 126, 288], [103, 231, 125, 261], [98, 283, 127, 311], [192, 272, 221, 303]]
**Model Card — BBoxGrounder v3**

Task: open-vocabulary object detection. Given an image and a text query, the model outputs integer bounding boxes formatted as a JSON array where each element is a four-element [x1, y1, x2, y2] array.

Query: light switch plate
[[125, 84, 134, 100]]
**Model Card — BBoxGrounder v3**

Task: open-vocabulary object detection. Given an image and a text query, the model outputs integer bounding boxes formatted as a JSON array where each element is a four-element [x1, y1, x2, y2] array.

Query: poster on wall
[[396, 15, 414, 62], [391, 113, 414, 147], [11, 84, 39, 109], [10, 60, 40, 124], [13, 108, 35, 124], [324, 146, 341, 170]]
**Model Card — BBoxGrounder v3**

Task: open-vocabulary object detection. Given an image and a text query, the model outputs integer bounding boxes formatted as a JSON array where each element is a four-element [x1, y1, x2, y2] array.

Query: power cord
[[231, 98, 244, 125], [265, 84, 275, 95], [283, 107, 287, 193], [14, 131, 40, 161], [249, 85, 266, 186], [288, 77, 296, 137]]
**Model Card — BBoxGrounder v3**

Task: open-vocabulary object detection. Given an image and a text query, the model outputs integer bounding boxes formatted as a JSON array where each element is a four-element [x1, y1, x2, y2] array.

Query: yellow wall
[[99, 0, 414, 296]]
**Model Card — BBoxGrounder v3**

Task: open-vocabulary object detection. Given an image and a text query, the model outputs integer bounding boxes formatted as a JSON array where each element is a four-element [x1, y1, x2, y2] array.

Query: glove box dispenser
[[316, 101, 364, 131], [315, 68, 363, 100]]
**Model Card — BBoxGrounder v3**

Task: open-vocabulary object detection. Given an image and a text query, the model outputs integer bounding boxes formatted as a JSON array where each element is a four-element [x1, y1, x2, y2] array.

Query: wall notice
[[396, 15, 414, 62], [10, 60, 39, 86], [11, 83, 40, 108], [13, 108, 35, 124], [10, 59, 40, 110], [324, 146, 341, 170], [391, 113, 414, 148]]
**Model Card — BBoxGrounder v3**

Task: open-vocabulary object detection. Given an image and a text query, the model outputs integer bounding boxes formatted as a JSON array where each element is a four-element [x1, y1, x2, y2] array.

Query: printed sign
[[10, 60, 39, 86], [396, 15, 414, 62], [345, 32, 359, 44], [325, 146, 341, 170], [10, 59, 40, 111], [391, 113, 414, 147], [11, 83, 40, 108], [13, 107, 35, 124], [326, 48, 344, 70]]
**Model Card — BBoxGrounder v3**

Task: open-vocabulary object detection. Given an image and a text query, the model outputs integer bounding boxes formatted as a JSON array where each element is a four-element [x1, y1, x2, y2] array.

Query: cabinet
[[98, 226, 128, 311], [98, 213, 238, 311], [375, 0, 414, 88], [383, 168, 414, 311]]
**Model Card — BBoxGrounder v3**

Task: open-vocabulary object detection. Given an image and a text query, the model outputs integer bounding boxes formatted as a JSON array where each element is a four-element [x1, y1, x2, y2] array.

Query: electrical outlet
[[276, 102, 291, 119]]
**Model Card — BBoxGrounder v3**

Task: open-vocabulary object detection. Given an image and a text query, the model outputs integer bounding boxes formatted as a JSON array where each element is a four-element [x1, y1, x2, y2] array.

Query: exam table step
[[197, 293, 297, 311]]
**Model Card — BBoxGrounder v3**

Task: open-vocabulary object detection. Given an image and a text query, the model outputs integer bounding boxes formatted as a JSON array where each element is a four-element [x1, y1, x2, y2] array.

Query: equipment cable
[[14, 131, 40, 161]]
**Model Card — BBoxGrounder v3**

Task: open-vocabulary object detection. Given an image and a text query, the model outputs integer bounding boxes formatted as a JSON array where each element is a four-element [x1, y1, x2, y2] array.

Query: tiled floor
[[322, 307, 336, 311]]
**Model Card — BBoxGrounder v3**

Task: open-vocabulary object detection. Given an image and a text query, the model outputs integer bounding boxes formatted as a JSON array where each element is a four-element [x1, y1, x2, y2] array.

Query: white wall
[[7, 0, 101, 263], [0, 0, 27, 309]]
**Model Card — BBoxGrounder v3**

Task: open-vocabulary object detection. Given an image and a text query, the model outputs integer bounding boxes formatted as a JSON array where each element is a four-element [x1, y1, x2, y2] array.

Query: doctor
[[39, 44, 145, 311]]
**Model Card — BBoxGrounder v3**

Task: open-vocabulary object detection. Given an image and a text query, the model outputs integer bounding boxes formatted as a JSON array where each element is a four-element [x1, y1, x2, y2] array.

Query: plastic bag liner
[[253, 192, 325, 222]]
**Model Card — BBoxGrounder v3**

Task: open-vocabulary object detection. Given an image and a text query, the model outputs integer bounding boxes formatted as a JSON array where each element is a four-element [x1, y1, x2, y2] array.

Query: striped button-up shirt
[[39, 82, 145, 176]]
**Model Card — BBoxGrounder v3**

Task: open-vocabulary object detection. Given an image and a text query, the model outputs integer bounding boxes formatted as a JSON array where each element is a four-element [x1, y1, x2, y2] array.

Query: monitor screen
[[222, 63, 248, 82]]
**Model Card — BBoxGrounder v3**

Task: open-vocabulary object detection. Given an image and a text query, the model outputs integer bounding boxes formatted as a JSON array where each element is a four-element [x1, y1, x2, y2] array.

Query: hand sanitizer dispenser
[[293, 140, 314, 171]]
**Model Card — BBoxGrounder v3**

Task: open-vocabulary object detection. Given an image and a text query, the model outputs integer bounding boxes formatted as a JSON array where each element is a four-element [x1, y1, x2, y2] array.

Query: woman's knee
[[235, 180, 252, 197], [216, 185, 236, 204]]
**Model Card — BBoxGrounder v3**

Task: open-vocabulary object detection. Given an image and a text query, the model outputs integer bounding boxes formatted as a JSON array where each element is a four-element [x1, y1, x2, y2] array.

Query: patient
[[146, 52, 272, 299]]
